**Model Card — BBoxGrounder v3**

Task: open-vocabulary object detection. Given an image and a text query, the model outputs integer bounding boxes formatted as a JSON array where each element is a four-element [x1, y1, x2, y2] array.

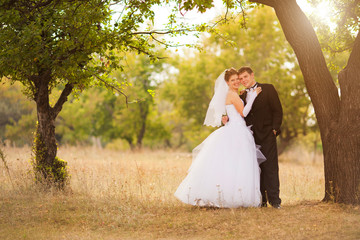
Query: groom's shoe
[[271, 203, 281, 209], [261, 202, 268, 208]]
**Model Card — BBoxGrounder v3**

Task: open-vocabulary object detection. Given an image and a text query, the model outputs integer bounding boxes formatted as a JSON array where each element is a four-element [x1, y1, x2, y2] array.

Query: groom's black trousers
[[259, 133, 281, 205]]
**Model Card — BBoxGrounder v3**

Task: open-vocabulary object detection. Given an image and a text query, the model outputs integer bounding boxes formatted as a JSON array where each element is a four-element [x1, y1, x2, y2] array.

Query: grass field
[[0, 146, 359, 240]]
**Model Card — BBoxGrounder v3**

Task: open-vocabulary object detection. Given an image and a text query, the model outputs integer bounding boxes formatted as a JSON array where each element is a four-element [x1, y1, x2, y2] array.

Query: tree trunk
[[32, 72, 73, 188], [250, 0, 360, 204], [328, 31, 360, 203], [136, 101, 149, 148]]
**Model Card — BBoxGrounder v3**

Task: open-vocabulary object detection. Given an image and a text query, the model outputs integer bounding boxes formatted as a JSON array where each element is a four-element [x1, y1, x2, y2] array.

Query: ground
[[0, 146, 359, 239]]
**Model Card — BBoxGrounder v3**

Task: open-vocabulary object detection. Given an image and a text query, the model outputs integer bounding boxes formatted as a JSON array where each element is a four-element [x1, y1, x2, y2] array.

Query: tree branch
[[127, 45, 166, 60], [148, 34, 187, 48], [223, 0, 230, 22], [345, 30, 360, 71], [94, 74, 129, 107], [325, 44, 353, 53], [237, 0, 247, 28], [53, 83, 74, 118], [114, 3, 127, 23], [338, 30, 360, 114], [132, 29, 192, 35]]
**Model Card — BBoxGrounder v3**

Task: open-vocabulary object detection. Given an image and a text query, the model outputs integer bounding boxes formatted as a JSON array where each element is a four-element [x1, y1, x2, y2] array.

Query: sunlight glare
[[297, 0, 336, 31], [314, 1, 332, 22]]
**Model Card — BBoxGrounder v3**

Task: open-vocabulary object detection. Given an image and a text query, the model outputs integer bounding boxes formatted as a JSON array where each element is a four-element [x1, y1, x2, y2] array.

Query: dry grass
[[0, 146, 359, 240]]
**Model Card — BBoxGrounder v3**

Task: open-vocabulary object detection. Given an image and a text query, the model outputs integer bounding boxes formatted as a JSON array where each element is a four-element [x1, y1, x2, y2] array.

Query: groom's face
[[239, 71, 256, 89]]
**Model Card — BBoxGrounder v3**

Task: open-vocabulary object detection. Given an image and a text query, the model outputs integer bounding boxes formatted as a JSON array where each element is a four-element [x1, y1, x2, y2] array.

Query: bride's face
[[227, 74, 240, 90]]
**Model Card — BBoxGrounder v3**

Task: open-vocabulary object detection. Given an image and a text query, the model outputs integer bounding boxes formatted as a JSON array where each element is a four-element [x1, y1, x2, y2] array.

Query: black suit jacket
[[241, 83, 283, 144]]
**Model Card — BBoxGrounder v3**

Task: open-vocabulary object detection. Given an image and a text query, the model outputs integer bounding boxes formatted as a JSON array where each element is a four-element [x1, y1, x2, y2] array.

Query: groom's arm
[[268, 84, 283, 136]]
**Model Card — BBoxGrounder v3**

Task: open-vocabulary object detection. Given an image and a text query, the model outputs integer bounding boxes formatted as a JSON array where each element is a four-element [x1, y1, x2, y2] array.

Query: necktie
[[246, 83, 258, 92]]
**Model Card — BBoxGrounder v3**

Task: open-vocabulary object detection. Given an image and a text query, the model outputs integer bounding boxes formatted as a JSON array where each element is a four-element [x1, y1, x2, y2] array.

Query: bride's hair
[[224, 68, 238, 82]]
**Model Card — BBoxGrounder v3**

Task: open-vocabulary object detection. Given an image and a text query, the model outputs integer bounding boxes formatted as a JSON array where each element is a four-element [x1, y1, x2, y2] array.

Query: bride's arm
[[232, 87, 262, 117], [243, 87, 262, 117], [231, 93, 245, 117], [242, 94, 256, 117]]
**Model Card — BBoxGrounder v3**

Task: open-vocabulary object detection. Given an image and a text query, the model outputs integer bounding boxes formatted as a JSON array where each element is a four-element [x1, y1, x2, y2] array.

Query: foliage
[[56, 88, 104, 145], [102, 52, 173, 149], [54, 52, 172, 149], [0, 0, 178, 94], [0, 81, 35, 144], [5, 113, 37, 146], [307, 0, 359, 53], [305, 0, 355, 86]]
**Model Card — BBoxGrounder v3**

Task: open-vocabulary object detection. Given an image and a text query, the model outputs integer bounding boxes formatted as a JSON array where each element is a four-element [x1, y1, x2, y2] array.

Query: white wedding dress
[[174, 104, 262, 208]]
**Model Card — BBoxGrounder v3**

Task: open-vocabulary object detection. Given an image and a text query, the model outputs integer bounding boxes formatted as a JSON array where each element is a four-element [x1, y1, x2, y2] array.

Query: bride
[[174, 68, 265, 208]]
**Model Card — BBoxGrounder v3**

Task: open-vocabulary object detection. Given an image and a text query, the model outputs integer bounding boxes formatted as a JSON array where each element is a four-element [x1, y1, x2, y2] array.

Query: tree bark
[[33, 71, 56, 174], [333, 31, 360, 203], [250, 0, 360, 204], [136, 101, 149, 148], [32, 72, 73, 187]]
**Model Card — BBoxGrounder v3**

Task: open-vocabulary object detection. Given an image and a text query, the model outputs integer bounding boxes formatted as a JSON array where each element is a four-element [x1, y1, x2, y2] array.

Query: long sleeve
[[243, 92, 257, 117]]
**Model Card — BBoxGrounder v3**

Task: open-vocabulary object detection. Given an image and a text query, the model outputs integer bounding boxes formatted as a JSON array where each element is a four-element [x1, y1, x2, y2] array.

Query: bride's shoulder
[[227, 90, 238, 97], [226, 91, 242, 105], [226, 91, 237, 104], [227, 91, 242, 101]]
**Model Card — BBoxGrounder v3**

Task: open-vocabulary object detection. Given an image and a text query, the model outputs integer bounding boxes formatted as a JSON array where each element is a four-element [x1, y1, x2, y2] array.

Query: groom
[[230, 66, 283, 208]]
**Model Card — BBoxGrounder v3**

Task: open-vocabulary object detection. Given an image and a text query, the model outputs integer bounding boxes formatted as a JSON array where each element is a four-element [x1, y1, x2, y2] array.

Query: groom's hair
[[238, 66, 253, 75]]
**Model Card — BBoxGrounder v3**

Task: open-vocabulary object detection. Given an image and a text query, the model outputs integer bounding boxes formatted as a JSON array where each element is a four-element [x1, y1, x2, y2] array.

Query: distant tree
[[5, 114, 37, 147], [56, 52, 172, 149], [159, 54, 219, 150], [55, 87, 104, 145], [0, 82, 36, 146], [104, 52, 171, 149]]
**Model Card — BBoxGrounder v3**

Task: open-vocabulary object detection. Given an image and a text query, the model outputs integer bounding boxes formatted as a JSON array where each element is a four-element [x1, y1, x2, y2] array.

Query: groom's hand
[[255, 87, 262, 95], [222, 115, 229, 125]]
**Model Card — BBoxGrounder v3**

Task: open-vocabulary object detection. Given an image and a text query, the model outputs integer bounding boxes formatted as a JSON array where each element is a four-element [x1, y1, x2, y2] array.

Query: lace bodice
[[225, 104, 246, 126]]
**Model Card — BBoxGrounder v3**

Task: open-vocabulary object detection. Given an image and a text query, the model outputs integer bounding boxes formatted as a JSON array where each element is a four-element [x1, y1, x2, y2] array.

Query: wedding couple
[[174, 66, 283, 208]]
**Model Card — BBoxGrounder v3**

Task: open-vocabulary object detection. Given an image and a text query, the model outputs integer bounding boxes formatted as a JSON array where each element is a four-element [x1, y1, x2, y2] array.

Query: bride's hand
[[255, 87, 262, 95], [221, 115, 229, 125]]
